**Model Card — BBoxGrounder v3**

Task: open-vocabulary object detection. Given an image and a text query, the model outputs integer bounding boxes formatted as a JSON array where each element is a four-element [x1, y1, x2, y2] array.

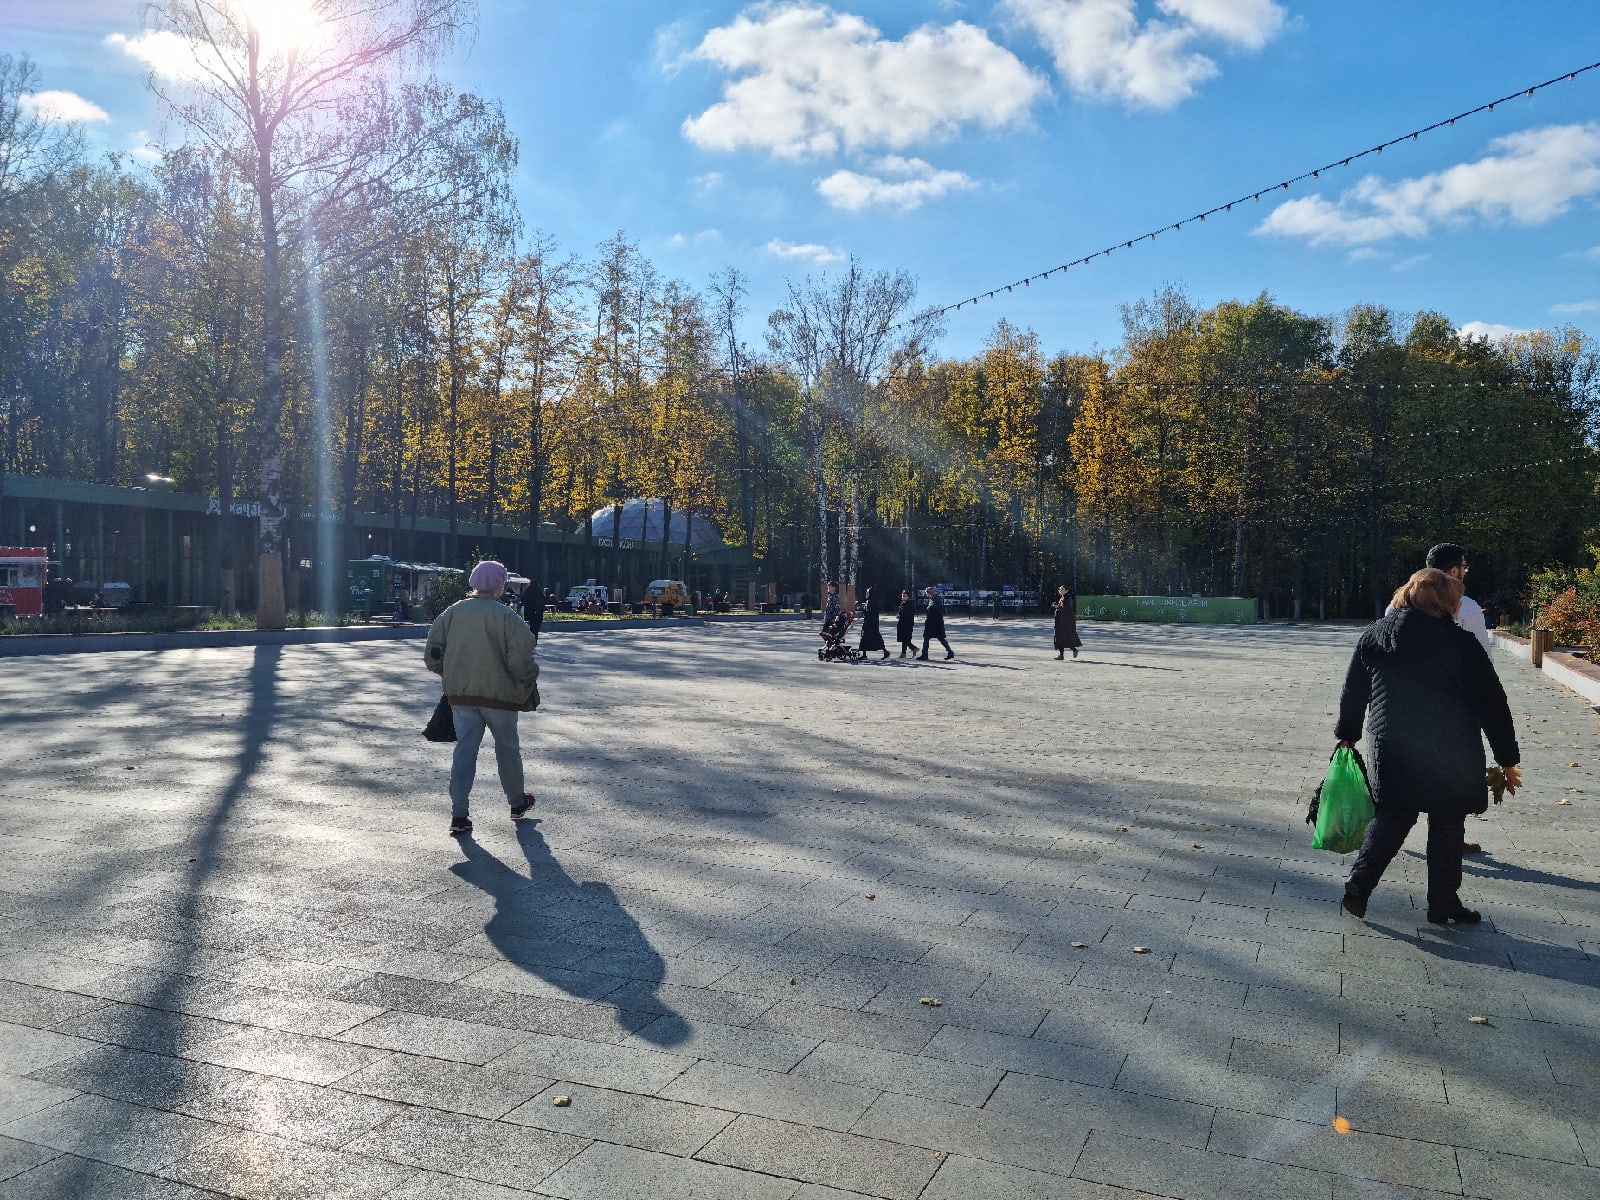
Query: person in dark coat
[[820, 580, 841, 636], [1336, 568, 1520, 925], [1052, 585, 1081, 660], [918, 586, 953, 660], [523, 580, 546, 644], [895, 589, 916, 657], [857, 587, 889, 659]]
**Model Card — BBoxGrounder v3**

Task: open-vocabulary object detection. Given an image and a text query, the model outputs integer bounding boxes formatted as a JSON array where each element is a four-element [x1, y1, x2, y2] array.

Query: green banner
[[1078, 595, 1258, 624]]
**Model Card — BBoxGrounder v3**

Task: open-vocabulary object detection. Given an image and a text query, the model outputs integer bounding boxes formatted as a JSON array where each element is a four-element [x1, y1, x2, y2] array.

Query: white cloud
[[127, 132, 162, 165], [1391, 254, 1429, 272], [1346, 247, 1384, 263], [764, 238, 844, 264], [1459, 321, 1533, 342], [1551, 299, 1600, 314], [817, 154, 976, 211], [1003, 0, 1285, 109], [19, 90, 109, 124], [1258, 123, 1600, 247], [106, 30, 216, 82], [665, 229, 722, 247], [681, 3, 1046, 158], [1158, 0, 1284, 49], [1573, 245, 1600, 261], [691, 171, 725, 192]]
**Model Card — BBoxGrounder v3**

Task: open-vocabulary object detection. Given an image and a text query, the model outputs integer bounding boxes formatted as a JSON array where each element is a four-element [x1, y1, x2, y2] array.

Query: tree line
[[3, 17, 1597, 624]]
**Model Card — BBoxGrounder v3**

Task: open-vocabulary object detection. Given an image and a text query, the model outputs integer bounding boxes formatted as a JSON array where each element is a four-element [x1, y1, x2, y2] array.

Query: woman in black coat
[[1336, 568, 1519, 925], [1052, 585, 1081, 660], [895, 589, 916, 657], [858, 587, 889, 659], [919, 586, 953, 659]]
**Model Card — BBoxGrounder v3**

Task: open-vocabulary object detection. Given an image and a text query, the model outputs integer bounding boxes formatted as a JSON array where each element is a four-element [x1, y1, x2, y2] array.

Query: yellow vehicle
[[645, 578, 689, 610]]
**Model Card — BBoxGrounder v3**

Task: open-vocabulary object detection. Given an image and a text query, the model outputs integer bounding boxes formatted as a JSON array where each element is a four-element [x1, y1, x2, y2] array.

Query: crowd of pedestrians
[[429, 541, 1529, 935]]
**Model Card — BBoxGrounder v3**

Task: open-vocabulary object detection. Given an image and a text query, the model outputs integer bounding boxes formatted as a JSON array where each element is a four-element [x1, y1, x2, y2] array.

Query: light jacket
[[425, 594, 540, 711]]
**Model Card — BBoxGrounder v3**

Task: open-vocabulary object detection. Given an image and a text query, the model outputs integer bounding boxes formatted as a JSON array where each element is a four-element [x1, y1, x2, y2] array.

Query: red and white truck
[[0, 546, 47, 618]]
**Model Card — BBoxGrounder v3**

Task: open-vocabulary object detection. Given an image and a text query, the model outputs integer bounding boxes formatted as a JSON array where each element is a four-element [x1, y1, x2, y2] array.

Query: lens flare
[[236, 0, 321, 57]]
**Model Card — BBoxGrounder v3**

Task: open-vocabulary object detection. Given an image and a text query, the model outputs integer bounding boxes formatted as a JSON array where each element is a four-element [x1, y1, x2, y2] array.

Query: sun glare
[[235, 0, 321, 57]]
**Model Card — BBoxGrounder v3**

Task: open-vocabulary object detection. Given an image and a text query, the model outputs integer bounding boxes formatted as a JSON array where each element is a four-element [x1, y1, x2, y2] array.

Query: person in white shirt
[[1382, 542, 1494, 854]]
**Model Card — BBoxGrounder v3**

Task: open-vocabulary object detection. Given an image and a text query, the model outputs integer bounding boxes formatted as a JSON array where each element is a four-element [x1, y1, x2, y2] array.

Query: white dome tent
[[588, 499, 721, 551]]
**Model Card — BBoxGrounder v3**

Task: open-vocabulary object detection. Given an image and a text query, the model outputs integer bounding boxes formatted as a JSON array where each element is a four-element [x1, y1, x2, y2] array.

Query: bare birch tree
[[141, 0, 510, 626]]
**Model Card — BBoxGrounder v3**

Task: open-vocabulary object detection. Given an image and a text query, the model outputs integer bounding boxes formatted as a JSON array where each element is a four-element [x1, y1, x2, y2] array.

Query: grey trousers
[[449, 704, 525, 818], [1348, 804, 1466, 911]]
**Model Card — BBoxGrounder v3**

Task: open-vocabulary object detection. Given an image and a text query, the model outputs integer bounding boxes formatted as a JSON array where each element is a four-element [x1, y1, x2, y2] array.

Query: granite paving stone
[[0, 1093, 228, 1173], [696, 1114, 940, 1199], [334, 1010, 531, 1064], [919, 1156, 1157, 1200], [792, 1040, 1003, 1107], [161, 1130, 418, 1199], [537, 1141, 800, 1200], [0, 1137, 58, 1185], [331, 1054, 549, 1120], [851, 1090, 1090, 1176], [503, 1081, 735, 1155], [622, 1015, 818, 1071], [658, 1059, 881, 1132], [1071, 1129, 1333, 1200], [0, 1077, 76, 1127], [1, 623, 1596, 1200], [1207, 1108, 1460, 1192], [184, 1025, 390, 1084], [345, 1105, 588, 1190], [0, 1155, 219, 1200]]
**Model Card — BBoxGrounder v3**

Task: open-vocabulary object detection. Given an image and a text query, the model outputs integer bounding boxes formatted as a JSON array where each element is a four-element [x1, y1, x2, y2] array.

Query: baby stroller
[[818, 609, 867, 662]]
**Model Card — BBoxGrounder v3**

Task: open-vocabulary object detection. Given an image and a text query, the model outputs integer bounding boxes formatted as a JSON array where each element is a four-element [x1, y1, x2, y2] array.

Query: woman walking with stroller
[[858, 587, 889, 659], [1053, 585, 1081, 660], [896, 589, 917, 658]]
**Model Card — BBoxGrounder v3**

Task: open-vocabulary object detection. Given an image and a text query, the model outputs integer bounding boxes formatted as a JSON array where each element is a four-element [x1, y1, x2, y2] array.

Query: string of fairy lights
[[894, 58, 1600, 330]]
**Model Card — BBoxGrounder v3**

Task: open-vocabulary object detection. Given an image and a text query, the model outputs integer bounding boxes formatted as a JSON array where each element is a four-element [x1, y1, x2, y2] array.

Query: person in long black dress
[[1052, 585, 1081, 660], [895, 589, 916, 657], [857, 587, 889, 659], [1336, 568, 1520, 925], [523, 579, 546, 645], [919, 586, 953, 659]]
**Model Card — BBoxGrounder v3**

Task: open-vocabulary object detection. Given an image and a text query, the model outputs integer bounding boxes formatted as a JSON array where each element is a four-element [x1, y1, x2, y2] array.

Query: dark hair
[[1425, 543, 1466, 572], [826, 580, 838, 588]]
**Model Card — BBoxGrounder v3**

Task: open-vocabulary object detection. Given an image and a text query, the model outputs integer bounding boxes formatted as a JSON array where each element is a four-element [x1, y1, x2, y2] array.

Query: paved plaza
[[0, 619, 1597, 1200]]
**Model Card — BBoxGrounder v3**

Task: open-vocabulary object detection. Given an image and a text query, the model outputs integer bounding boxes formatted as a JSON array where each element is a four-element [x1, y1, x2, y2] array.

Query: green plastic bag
[[1310, 747, 1375, 854]]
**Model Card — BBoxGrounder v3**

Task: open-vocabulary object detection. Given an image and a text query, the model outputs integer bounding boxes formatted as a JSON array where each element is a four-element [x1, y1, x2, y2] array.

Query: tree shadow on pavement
[[451, 818, 689, 1048]]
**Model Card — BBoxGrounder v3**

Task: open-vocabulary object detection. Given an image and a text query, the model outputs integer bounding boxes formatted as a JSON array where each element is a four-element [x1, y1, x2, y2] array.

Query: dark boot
[[1340, 880, 1368, 919]]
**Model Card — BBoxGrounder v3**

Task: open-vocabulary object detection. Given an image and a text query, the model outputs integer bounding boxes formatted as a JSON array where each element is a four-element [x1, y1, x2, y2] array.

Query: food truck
[[0, 547, 48, 619]]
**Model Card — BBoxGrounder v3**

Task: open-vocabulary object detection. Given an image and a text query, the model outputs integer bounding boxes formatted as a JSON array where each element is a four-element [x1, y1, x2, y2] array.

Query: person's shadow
[[451, 820, 689, 1047]]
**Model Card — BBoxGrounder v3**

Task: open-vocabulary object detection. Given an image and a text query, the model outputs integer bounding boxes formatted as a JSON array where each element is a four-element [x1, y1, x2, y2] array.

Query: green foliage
[[425, 571, 469, 618]]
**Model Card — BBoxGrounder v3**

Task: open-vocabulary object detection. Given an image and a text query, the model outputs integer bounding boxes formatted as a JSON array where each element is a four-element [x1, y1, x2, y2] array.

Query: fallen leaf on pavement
[[553, 1095, 572, 1106], [1469, 1016, 1490, 1025], [1131, 946, 1151, 954]]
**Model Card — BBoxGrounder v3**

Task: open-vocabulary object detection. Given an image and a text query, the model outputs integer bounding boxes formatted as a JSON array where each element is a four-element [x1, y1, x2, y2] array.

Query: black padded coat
[[895, 599, 915, 644], [1335, 608, 1518, 815]]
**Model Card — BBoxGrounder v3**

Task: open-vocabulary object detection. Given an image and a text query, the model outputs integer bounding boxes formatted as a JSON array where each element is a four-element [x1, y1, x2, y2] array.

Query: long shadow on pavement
[[451, 819, 689, 1047]]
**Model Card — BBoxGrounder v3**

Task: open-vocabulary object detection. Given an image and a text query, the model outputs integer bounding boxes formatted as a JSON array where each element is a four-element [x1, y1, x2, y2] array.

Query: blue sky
[[5, 0, 1598, 358]]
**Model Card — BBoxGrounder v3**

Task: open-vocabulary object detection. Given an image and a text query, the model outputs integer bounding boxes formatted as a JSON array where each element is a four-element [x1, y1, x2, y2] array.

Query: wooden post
[[1531, 627, 1552, 667]]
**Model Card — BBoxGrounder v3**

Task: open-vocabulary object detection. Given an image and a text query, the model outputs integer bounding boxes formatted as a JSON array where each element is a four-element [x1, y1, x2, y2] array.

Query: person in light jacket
[[1336, 568, 1519, 926], [425, 560, 540, 837]]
